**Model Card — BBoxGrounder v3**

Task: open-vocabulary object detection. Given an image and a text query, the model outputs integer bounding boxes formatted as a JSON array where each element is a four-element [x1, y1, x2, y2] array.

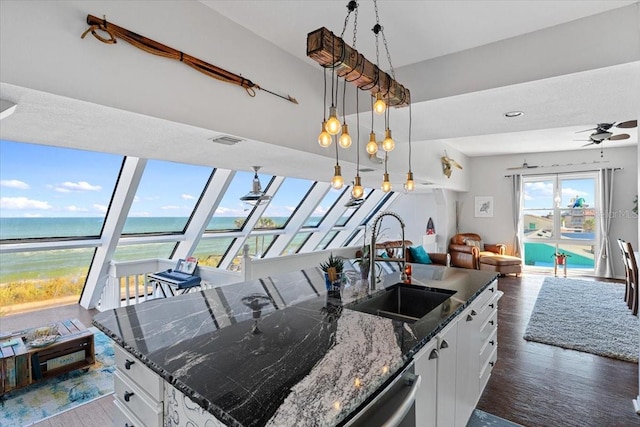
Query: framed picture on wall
[[475, 196, 494, 218]]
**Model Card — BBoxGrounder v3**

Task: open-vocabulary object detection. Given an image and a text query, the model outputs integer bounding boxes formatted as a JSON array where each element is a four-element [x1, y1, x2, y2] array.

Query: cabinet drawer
[[114, 397, 145, 427], [114, 371, 163, 426], [479, 310, 497, 344], [479, 345, 498, 393], [470, 281, 497, 313], [479, 328, 497, 368], [475, 292, 500, 325], [115, 345, 163, 401]]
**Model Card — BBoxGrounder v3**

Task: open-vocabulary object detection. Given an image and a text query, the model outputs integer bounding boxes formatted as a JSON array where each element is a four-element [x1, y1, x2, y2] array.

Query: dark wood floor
[[2, 274, 639, 426], [477, 274, 640, 427]]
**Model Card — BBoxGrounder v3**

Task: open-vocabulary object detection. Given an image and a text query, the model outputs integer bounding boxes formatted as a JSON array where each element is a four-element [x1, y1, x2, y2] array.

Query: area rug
[[0, 327, 115, 427], [524, 277, 639, 363], [467, 409, 523, 427]]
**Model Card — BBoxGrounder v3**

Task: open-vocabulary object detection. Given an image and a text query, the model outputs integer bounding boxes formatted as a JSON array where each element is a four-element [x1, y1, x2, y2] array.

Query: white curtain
[[595, 168, 616, 277], [510, 174, 523, 257]]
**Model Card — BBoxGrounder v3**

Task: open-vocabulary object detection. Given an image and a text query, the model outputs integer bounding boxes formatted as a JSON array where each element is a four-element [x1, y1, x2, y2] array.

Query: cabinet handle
[[466, 314, 474, 322], [124, 391, 134, 402], [440, 339, 449, 350], [125, 424, 134, 427], [489, 287, 495, 292], [125, 359, 135, 370], [489, 320, 495, 325], [490, 340, 495, 346], [471, 310, 477, 316], [429, 349, 439, 360], [490, 361, 495, 367], [489, 303, 495, 308]]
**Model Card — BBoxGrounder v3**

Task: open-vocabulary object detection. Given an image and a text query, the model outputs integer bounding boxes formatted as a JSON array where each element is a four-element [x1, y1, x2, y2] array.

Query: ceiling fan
[[239, 166, 272, 206], [441, 151, 462, 179], [575, 120, 637, 147], [507, 160, 542, 170]]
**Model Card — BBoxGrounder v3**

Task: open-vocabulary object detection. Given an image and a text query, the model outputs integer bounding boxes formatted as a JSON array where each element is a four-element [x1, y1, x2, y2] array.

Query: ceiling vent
[[358, 167, 375, 173], [209, 135, 243, 146]]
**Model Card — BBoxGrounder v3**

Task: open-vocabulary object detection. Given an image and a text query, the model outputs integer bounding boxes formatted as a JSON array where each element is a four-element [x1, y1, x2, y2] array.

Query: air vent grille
[[358, 168, 375, 173], [209, 135, 243, 145]]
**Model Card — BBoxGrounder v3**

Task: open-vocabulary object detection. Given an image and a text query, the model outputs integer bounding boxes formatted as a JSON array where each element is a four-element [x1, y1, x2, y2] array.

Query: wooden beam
[[307, 27, 410, 107]]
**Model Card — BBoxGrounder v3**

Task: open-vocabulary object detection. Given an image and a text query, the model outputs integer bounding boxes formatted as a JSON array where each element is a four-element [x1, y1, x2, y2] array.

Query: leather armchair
[[404, 248, 450, 266], [449, 233, 506, 269]]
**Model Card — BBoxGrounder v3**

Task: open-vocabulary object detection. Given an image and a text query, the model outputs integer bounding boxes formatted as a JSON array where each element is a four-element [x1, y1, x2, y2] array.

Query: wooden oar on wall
[[81, 15, 298, 104]]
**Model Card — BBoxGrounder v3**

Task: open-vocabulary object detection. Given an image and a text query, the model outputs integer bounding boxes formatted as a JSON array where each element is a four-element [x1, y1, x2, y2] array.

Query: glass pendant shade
[[404, 171, 415, 192], [331, 164, 344, 189], [326, 106, 341, 136], [339, 124, 352, 148], [382, 129, 395, 152], [352, 176, 364, 199], [318, 121, 332, 147], [373, 92, 386, 115], [381, 172, 392, 192], [366, 131, 378, 154]]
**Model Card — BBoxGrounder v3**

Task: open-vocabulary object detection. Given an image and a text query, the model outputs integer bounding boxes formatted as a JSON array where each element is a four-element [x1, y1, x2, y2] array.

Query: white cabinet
[[414, 319, 458, 427], [113, 345, 164, 427], [455, 280, 501, 427]]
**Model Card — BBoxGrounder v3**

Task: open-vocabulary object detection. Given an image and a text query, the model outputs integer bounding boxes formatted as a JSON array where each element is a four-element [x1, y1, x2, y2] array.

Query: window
[[304, 187, 345, 227], [0, 140, 121, 239], [522, 173, 597, 272], [193, 237, 236, 268], [123, 160, 212, 234], [258, 177, 314, 229]]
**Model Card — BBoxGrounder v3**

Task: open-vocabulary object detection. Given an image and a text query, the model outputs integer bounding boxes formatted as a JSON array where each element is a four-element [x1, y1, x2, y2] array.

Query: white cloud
[[182, 194, 195, 200], [55, 181, 101, 192], [0, 197, 51, 210], [0, 179, 29, 189], [161, 205, 180, 210], [24, 213, 43, 218], [93, 204, 108, 213], [66, 205, 88, 212], [215, 206, 244, 216]]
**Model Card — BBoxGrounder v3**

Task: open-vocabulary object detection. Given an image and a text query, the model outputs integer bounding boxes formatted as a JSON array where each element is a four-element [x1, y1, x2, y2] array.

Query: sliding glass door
[[521, 172, 598, 274]]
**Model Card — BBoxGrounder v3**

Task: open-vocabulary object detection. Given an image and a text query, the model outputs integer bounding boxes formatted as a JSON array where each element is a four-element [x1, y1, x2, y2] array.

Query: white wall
[[460, 146, 638, 278]]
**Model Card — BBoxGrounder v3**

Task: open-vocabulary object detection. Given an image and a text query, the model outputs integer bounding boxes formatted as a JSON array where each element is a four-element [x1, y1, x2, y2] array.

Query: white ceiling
[[202, 0, 639, 157]]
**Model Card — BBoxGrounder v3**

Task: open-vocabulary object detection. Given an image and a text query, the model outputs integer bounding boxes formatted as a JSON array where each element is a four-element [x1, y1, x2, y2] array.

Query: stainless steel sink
[[348, 283, 456, 323]]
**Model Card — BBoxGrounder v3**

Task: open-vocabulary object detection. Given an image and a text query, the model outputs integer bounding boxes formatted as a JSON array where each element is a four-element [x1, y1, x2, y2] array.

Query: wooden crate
[[0, 318, 95, 395]]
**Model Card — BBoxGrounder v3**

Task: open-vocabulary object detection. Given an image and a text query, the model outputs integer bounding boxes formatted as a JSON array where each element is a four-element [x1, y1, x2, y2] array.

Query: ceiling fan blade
[[582, 142, 597, 147], [616, 120, 637, 129], [575, 127, 597, 133], [609, 133, 630, 141]]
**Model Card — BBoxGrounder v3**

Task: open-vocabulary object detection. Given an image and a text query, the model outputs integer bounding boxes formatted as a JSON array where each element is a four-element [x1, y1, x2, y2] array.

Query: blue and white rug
[[524, 277, 638, 363], [467, 409, 522, 426], [0, 327, 115, 426]]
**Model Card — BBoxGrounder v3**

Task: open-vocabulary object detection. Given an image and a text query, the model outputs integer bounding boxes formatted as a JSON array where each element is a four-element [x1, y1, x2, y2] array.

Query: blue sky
[[0, 140, 342, 218], [524, 177, 595, 210]]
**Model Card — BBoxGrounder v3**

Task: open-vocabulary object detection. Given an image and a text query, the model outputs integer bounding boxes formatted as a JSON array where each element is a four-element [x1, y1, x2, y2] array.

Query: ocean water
[[0, 216, 320, 282]]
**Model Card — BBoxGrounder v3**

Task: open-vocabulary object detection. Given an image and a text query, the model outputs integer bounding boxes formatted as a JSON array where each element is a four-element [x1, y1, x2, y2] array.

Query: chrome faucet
[[369, 211, 407, 290]]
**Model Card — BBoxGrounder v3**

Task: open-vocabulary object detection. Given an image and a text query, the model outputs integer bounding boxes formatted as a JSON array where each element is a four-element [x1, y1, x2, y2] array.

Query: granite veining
[[93, 263, 497, 427]]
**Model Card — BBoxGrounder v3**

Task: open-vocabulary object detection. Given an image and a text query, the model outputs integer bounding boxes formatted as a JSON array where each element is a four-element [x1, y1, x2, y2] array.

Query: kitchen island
[[93, 263, 498, 427]]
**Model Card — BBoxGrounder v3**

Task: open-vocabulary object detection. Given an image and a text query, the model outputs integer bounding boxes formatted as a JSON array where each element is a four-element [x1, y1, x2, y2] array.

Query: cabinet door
[[436, 321, 458, 427], [413, 338, 438, 427], [455, 304, 482, 427]]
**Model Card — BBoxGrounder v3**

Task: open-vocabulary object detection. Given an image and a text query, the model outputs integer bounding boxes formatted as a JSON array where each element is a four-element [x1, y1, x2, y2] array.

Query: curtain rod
[[504, 167, 622, 178]]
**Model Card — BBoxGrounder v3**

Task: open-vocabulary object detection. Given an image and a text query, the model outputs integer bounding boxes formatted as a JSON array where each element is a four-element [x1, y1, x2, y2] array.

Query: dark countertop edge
[[93, 270, 499, 426]]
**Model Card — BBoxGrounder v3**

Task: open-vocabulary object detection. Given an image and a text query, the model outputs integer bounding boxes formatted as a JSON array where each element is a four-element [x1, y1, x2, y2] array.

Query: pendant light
[[404, 99, 415, 192], [318, 68, 332, 147], [381, 151, 391, 192], [366, 96, 379, 154], [331, 140, 344, 189], [352, 84, 364, 199]]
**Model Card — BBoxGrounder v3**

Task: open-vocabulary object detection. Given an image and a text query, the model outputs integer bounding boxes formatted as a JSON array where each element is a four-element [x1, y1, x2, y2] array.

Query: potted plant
[[320, 253, 344, 291]]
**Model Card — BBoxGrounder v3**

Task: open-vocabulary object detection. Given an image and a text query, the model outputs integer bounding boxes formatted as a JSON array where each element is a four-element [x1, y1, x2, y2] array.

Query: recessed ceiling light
[[504, 111, 524, 118]]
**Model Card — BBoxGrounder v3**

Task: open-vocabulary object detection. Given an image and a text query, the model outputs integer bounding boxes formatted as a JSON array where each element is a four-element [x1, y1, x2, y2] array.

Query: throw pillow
[[409, 246, 432, 264]]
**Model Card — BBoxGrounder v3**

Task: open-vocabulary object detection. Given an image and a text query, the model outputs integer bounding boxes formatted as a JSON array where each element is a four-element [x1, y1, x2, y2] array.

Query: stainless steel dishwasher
[[345, 361, 420, 427]]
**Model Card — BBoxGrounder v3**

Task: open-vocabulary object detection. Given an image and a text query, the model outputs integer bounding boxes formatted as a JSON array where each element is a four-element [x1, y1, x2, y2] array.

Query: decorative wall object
[[475, 196, 494, 218]]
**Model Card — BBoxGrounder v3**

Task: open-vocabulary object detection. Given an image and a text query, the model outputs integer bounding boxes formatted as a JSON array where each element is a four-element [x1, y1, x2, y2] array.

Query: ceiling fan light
[[339, 124, 352, 148], [331, 164, 344, 189], [366, 131, 378, 154], [318, 121, 332, 147], [382, 129, 395, 152], [326, 106, 341, 135], [373, 92, 386, 115]]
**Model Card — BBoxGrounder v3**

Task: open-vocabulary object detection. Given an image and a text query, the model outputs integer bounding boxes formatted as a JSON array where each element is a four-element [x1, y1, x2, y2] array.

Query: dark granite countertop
[[93, 262, 497, 427]]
